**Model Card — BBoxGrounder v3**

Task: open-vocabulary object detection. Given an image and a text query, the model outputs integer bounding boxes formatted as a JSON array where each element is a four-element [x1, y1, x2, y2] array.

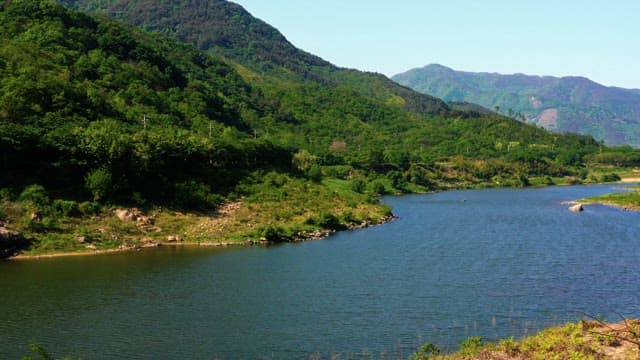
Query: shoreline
[[7, 178, 636, 261], [8, 215, 397, 261]]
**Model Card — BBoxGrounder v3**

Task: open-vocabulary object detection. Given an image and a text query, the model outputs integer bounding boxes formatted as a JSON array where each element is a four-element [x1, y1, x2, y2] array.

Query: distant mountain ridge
[[393, 64, 640, 146]]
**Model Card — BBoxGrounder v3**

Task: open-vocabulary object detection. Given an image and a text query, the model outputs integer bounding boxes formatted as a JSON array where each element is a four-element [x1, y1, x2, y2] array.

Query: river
[[1, 184, 639, 359]]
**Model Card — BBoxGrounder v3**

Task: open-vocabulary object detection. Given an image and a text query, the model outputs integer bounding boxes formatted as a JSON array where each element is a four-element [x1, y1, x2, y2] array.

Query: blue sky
[[232, 1, 639, 89]]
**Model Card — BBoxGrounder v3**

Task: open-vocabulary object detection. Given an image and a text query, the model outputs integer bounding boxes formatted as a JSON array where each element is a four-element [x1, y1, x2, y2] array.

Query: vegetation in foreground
[[411, 319, 640, 360]]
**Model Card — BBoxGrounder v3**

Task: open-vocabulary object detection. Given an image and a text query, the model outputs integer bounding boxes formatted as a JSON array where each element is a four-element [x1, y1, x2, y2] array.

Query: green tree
[[84, 168, 113, 201]]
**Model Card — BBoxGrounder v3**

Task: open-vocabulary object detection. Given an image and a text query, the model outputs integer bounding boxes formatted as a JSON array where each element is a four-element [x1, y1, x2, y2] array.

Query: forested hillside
[[0, 0, 629, 256], [57, 0, 450, 117], [0, 0, 290, 203], [393, 64, 640, 146]]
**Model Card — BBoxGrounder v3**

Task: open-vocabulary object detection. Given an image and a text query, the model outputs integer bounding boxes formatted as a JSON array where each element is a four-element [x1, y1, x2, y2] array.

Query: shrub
[[173, 181, 222, 210], [52, 200, 80, 217], [369, 180, 387, 195], [601, 173, 621, 182], [316, 212, 345, 230], [85, 168, 113, 201], [307, 164, 322, 183], [323, 165, 351, 179], [0, 188, 13, 201], [19, 184, 50, 207], [263, 172, 287, 187], [260, 225, 289, 242], [351, 179, 366, 193], [410, 342, 441, 360], [459, 336, 483, 357], [78, 201, 101, 216], [543, 176, 554, 185]]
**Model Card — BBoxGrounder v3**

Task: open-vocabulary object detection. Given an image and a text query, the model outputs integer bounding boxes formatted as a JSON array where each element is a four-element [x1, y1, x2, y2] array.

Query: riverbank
[[3, 172, 634, 260], [9, 210, 396, 261], [412, 319, 640, 360], [579, 177, 640, 211], [1, 176, 398, 260]]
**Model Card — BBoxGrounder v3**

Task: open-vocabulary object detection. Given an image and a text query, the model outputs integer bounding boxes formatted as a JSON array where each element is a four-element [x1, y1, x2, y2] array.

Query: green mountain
[[2, 0, 623, 255], [57, 0, 449, 117], [393, 64, 640, 147], [0, 0, 289, 199]]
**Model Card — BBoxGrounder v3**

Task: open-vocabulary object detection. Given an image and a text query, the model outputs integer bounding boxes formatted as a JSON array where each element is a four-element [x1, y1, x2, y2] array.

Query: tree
[[292, 149, 317, 172], [85, 168, 113, 201]]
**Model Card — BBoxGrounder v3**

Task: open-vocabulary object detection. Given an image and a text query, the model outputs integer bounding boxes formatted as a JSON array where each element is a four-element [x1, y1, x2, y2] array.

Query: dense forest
[[1, 0, 637, 256]]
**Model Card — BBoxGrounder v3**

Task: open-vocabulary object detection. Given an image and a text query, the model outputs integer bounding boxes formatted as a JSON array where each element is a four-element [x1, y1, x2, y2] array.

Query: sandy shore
[[619, 177, 640, 183]]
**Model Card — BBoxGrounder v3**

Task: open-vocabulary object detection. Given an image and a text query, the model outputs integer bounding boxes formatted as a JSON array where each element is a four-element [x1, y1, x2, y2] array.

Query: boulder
[[569, 204, 584, 213], [167, 235, 183, 242], [114, 209, 134, 222], [0, 226, 28, 258]]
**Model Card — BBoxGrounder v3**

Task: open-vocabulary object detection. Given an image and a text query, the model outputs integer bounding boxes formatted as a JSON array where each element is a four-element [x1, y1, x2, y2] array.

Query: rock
[[75, 235, 86, 244], [30, 211, 42, 223], [114, 209, 133, 222], [167, 235, 183, 242], [85, 244, 97, 250], [115, 208, 155, 228], [569, 204, 584, 213], [0, 226, 27, 258], [141, 239, 160, 248]]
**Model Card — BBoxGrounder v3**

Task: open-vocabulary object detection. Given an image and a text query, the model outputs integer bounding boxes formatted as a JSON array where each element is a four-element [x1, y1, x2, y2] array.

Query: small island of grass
[[581, 176, 640, 211]]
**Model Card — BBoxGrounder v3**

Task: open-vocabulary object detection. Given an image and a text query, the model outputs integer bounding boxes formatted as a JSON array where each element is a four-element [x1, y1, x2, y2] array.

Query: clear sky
[[231, 0, 639, 89]]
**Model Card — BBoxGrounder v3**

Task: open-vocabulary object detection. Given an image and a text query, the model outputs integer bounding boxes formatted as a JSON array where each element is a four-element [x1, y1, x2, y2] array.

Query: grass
[[582, 186, 640, 211], [1, 172, 392, 256], [411, 319, 640, 360]]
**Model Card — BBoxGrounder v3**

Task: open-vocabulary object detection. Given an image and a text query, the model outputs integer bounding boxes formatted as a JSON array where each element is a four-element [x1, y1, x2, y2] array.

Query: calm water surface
[[1, 185, 639, 359]]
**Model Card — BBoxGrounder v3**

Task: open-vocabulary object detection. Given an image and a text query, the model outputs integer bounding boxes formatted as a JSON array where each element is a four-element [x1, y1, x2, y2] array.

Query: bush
[[316, 212, 345, 230], [85, 168, 113, 201], [19, 184, 50, 207], [263, 172, 287, 187], [459, 336, 483, 357], [351, 179, 366, 193], [601, 173, 621, 182], [369, 180, 387, 195], [323, 165, 351, 179], [260, 225, 290, 242], [307, 164, 322, 183], [52, 200, 80, 217], [0, 188, 13, 201], [173, 181, 222, 210], [78, 201, 101, 216], [410, 342, 441, 360]]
